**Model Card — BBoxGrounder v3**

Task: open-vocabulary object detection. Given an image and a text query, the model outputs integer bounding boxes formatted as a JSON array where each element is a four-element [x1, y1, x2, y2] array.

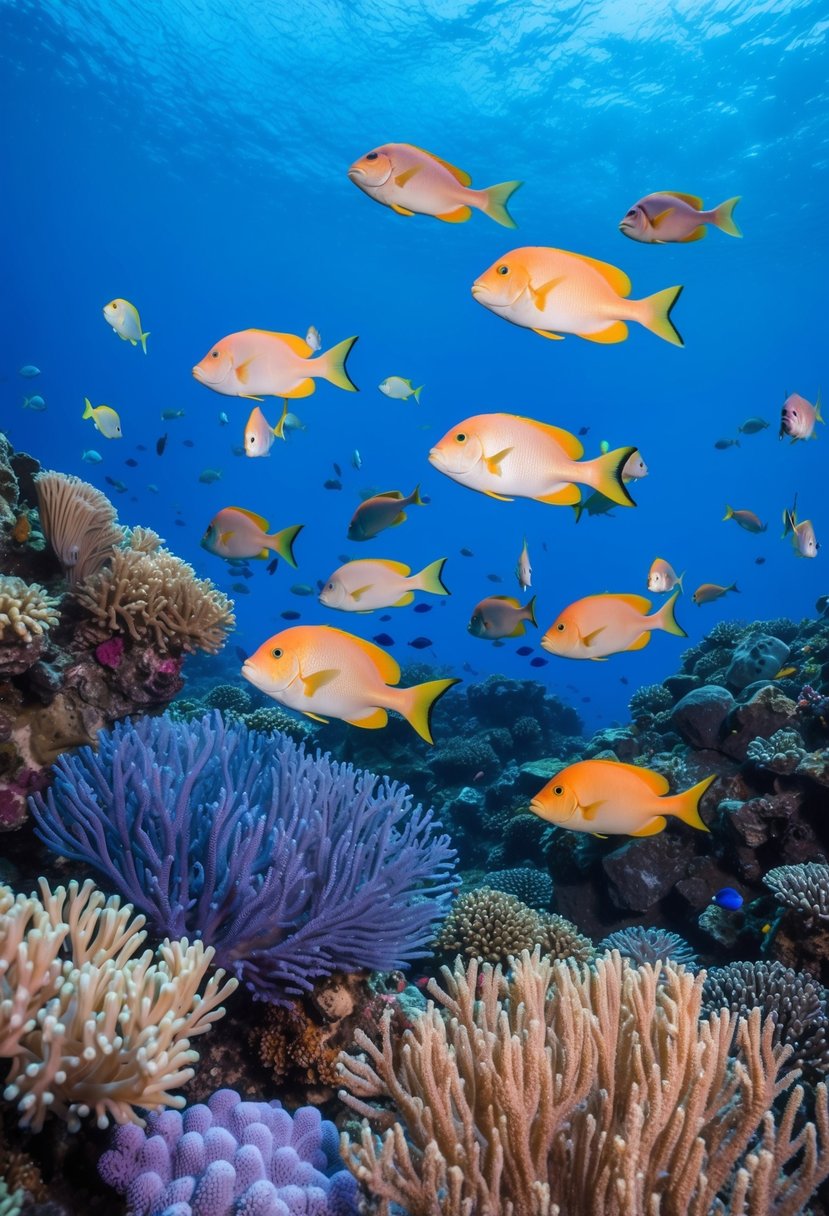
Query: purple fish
[[529, 657, 548, 668], [413, 603, 432, 613], [516, 646, 533, 656], [280, 610, 300, 620], [373, 632, 394, 645], [408, 637, 432, 650]]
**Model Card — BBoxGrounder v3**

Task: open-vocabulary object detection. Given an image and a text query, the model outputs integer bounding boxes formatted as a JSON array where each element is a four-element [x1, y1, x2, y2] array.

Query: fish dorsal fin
[[251, 330, 313, 358], [229, 506, 269, 531], [410, 145, 471, 186], [568, 253, 631, 298], [328, 627, 401, 684], [626, 763, 670, 795], [371, 559, 411, 574], [377, 490, 405, 500], [491, 595, 522, 608], [597, 592, 652, 612], [660, 191, 703, 209], [516, 417, 584, 459]]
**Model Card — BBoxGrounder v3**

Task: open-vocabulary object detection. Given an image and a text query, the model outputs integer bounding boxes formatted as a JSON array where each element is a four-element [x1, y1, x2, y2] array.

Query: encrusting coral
[[485, 866, 554, 909], [33, 470, 122, 584], [338, 949, 829, 1216], [0, 576, 59, 648], [434, 886, 593, 965], [0, 877, 236, 1132]]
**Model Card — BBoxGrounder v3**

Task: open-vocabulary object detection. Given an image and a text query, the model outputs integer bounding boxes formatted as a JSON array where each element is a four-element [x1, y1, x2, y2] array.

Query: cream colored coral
[[0, 879, 237, 1132], [34, 471, 122, 584], [73, 543, 235, 654], [339, 950, 829, 1216], [0, 575, 60, 644]]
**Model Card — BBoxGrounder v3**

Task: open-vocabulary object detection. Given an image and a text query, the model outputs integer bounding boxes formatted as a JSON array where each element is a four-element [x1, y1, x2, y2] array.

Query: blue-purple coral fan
[[30, 711, 456, 1003], [99, 1087, 358, 1216]]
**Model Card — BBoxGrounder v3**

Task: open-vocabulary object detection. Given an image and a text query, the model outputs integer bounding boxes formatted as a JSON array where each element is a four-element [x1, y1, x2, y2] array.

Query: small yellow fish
[[774, 666, 798, 680], [692, 582, 739, 605], [348, 142, 522, 227], [103, 298, 150, 353], [83, 397, 122, 439], [529, 758, 714, 837], [541, 591, 685, 660], [12, 514, 31, 544]]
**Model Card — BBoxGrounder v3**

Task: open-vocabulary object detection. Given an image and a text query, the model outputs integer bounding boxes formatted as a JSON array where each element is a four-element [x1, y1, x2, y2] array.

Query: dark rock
[[664, 673, 701, 699], [602, 831, 697, 913], [726, 634, 789, 690], [671, 685, 735, 750], [584, 727, 640, 762], [719, 685, 798, 761], [517, 757, 563, 795]]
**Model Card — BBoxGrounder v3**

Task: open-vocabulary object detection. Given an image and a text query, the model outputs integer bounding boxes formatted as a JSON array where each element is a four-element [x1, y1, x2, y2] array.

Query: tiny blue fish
[[413, 603, 432, 613], [373, 632, 395, 645], [408, 637, 432, 649], [516, 645, 533, 656], [379, 613, 392, 622], [713, 887, 743, 910], [280, 610, 301, 620], [529, 657, 548, 667], [267, 558, 279, 575]]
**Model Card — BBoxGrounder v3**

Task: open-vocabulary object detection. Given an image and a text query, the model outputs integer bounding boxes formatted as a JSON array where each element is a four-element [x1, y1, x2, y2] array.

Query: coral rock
[[726, 633, 790, 690], [670, 685, 735, 750], [602, 831, 697, 914], [719, 685, 798, 762]]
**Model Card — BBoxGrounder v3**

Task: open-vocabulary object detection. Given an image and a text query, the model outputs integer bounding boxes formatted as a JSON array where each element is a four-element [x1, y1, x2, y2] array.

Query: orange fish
[[12, 514, 31, 544], [541, 590, 685, 660], [692, 582, 739, 605], [241, 624, 458, 743], [472, 246, 683, 345], [348, 142, 522, 227], [193, 330, 358, 400], [529, 758, 715, 837]]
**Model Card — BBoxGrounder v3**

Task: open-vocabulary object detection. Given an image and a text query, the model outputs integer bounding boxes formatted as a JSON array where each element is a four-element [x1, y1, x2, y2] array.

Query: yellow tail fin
[[140, 330, 151, 354], [653, 589, 686, 637], [317, 336, 359, 392], [396, 677, 460, 744], [640, 285, 684, 347], [82, 397, 94, 419], [526, 594, 537, 627], [481, 180, 523, 229], [268, 523, 303, 568], [585, 446, 637, 508], [723, 505, 734, 521], [670, 774, 716, 832], [712, 196, 742, 237], [415, 558, 450, 596]]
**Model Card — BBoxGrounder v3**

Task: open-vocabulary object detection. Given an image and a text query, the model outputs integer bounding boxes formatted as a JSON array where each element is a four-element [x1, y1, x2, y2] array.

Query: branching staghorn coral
[[0, 877, 236, 1132], [0, 576, 60, 646], [33, 470, 122, 584], [338, 950, 829, 1216], [31, 712, 456, 1004], [73, 536, 235, 655]]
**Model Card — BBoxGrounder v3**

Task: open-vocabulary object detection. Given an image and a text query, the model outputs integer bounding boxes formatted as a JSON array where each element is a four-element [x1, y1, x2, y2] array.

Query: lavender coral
[[31, 711, 456, 1004], [99, 1088, 359, 1216]]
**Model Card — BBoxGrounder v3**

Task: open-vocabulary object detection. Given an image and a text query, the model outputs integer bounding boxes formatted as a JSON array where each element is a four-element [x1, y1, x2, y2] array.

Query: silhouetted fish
[[529, 657, 548, 667], [408, 637, 432, 649], [516, 646, 533, 656], [755, 556, 766, 565], [373, 632, 394, 645], [156, 434, 168, 456], [240, 569, 254, 579], [413, 603, 432, 613], [379, 614, 392, 622], [281, 610, 301, 620], [174, 519, 186, 526], [183, 439, 195, 448], [460, 547, 474, 557], [486, 573, 502, 583], [136, 444, 148, 452], [323, 479, 342, 490], [125, 458, 138, 467], [333, 462, 342, 477], [578, 426, 590, 435], [267, 558, 279, 574], [231, 583, 250, 594]]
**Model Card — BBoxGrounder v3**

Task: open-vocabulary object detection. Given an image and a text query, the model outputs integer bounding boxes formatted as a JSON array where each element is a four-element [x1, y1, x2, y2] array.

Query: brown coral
[[33, 471, 122, 584], [435, 887, 544, 964], [538, 912, 595, 964]]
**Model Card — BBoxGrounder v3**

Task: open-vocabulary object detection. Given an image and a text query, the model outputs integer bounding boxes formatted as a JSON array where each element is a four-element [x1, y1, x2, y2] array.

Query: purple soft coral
[[99, 1088, 358, 1215], [30, 711, 456, 1003]]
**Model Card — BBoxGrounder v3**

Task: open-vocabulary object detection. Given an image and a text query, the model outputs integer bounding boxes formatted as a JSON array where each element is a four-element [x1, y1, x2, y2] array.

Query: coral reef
[[0, 1181, 22, 1216], [339, 949, 829, 1216], [598, 925, 698, 968], [31, 711, 457, 1003], [0, 877, 235, 1131], [33, 471, 121, 585], [99, 1087, 358, 1215], [434, 886, 592, 965], [485, 865, 554, 909], [764, 862, 829, 924], [537, 912, 595, 964]]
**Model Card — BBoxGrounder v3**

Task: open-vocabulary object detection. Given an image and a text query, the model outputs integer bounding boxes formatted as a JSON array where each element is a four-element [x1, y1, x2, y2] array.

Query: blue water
[[2, 0, 826, 730]]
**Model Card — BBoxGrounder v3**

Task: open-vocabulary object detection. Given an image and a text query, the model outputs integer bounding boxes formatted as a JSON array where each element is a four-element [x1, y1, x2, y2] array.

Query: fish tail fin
[[653, 589, 686, 637], [268, 523, 303, 568], [669, 774, 715, 832], [396, 678, 460, 744], [317, 336, 359, 392], [572, 501, 584, 523], [411, 484, 424, 506], [480, 180, 523, 229], [677, 571, 685, 593], [816, 389, 823, 424], [416, 557, 450, 596], [273, 399, 290, 439], [413, 385, 424, 402], [729, 582, 740, 594], [526, 594, 538, 628], [140, 330, 151, 354], [638, 285, 684, 347], [712, 196, 742, 237], [22, 397, 29, 408], [82, 398, 94, 419], [587, 446, 638, 507], [723, 505, 734, 521]]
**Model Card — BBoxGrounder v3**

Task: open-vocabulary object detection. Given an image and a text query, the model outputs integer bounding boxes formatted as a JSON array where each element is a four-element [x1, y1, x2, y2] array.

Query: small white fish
[[147, 483, 160, 493], [103, 298, 150, 353], [516, 537, 532, 591], [379, 377, 423, 402], [19, 365, 40, 378], [218, 411, 229, 426], [83, 397, 122, 439], [647, 558, 684, 594], [245, 403, 289, 457], [306, 326, 322, 351], [352, 449, 362, 470], [81, 449, 103, 464], [22, 395, 46, 411]]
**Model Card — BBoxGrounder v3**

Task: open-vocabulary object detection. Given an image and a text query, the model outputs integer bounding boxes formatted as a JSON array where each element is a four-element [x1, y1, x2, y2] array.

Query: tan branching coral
[[34, 471, 122, 584], [0, 878, 237, 1131], [123, 524, 163, 553], [538, 912, 595, 964], [0, 576, 60, 645], [435, 887, 593, 966], [339, 950, 829, 1216], [73, 541, 235, 654]]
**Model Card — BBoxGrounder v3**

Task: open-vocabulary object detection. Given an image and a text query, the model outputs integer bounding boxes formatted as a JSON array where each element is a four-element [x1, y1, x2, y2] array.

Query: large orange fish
[[193, 330, 358, 400], [472, 246, 683, 345], [348, 142, 522, 227], [541, 590, 685, 660], [529, 758, 715, 837], [241, 625, 458, 743]]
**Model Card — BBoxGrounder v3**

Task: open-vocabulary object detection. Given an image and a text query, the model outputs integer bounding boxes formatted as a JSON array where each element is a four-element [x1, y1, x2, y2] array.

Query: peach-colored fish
[[647, 558, 684, 594], [780, 391, 823, 442], [541, 591, 685, 660], [619, 192, 741, 244], [193, 330, 358, 400], [472, 246, 684, 346], [692, 582, 739, 605], [348, 143, 521, 227]]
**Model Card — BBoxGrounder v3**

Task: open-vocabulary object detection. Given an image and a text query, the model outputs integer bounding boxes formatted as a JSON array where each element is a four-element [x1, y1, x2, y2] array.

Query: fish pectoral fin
[[591, 833, 609, 839], [580, 800, 606, 822], [236, 358, 258, 385], [627, 631, 651, 651], [536, 485, 581, 506], [579, 321, 628, 344], [484, 446, 513, 475], [679, 226, 707, 242], [347, 707, 388, 729], [436, 205, 472, 222], [239, 394, 265, 402], [301, 668, 339, 696], [530, 276, 566, 310], [393, 591, 415, 606], [630, 816, 667, 837], [303, 711, 330, 723], [390, 512, 408, 526], [483, 490, 514, 501], [394, 166, 421, 186], [391, 203, 415, 216], [650, 207, 675, 228], [532, 328, 565, 340], [219, 531, 234, 545], [349, 585, 374, 602], [507, 622, 527, 638], [582, 627, 606, 647]]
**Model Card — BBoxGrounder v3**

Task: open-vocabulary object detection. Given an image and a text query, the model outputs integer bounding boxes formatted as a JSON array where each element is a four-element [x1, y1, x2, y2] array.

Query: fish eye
[[366, 152, 378, 161], [271, 647, 283, 659], [556, 622, 565, 632], [110, 302, 118, 310], [455, 433, 466, 443], [496, 265, 509, 276], [327, 582, 334, 589], [553, 785, 564, 796]]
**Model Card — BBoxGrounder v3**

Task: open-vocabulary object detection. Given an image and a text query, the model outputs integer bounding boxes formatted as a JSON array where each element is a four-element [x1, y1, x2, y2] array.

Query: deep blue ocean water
[[2, 0, 826, 731]]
